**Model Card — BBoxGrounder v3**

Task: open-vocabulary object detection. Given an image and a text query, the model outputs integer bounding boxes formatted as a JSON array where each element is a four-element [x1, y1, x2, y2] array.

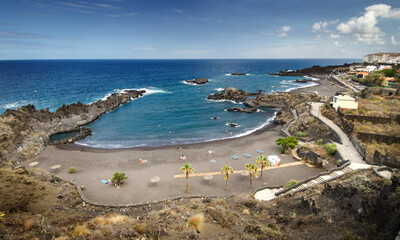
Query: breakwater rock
[[185, 78, 209, 85], [207, 87, 257, 102], [0, 90, 145, 163], [244, 92, 321, 109]]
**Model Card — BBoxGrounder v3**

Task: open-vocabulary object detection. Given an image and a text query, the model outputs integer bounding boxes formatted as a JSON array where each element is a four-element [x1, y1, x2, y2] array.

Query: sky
[[0, 0, 399, 59]]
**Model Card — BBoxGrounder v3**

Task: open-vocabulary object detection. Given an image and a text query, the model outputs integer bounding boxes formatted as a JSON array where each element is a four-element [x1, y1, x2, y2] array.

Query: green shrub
[[68, 167, 76, 173], [111, 172, 128, 185], [316, 139, 324, 146], [133, 223, 146, 234], [345, 110, 355, 114], [297, 132, 307, 137], [284, 179, 298, 188], [324, 143, 337, 155], [275, 136, 299, 154]]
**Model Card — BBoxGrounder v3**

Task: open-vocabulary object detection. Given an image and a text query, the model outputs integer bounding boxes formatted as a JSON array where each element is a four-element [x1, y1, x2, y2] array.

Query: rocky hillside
[[0, 90, 145, 164], [0, 165, 398, 239], [269, 63, 355, 76]]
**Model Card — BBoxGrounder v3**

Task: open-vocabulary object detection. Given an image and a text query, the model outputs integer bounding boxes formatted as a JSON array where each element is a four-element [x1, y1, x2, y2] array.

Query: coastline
[[24, 74, 347, 205], [68, 74, 340, 152]]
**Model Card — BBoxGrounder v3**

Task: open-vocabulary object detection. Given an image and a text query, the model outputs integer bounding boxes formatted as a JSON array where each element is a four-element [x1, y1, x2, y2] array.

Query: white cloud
[[392, 36, 400, 45], [329, 33, 340, 39], [336, 4, 400, 44], [132, 47, 156, 51], [263, 26, 291, 37], [334, 41, 341, 47], [312, 21, 328, 32]]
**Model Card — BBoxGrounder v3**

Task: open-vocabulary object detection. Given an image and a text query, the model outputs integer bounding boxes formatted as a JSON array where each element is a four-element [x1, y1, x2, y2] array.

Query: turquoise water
[[0, 59, 358, 148]]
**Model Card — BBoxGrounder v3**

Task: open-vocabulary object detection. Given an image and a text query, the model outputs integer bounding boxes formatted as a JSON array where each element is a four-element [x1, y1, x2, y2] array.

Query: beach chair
[[257, 150, 264, 154], [232, 155, 239, 160], [244, 154, 251, 158]]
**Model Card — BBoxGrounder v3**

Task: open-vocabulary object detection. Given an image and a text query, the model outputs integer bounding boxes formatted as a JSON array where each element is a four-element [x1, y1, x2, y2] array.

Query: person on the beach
[[225, 129, 228, 134], [230, 132, 232, 137]]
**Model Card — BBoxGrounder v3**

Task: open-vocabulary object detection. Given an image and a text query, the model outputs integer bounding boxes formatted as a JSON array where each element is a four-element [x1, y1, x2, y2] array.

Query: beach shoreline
[[23, 74, 346, 205]]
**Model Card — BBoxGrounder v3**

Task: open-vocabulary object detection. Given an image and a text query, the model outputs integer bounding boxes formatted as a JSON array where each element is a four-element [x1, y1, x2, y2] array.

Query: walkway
[[173, 162, 305, 178], [309, 102, 364, 164], [255, 102, 370, 202]]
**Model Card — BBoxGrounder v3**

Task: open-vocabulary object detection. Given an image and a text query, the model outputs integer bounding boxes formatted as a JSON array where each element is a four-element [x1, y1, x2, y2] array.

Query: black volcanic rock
[[294, 79, 312, 83], [231, 72, 246, 75], [0, 89, 145, 163], [207, 87, 256, 102], [269, 63, 356, 76], [244, 92, 321, 109], [227, 107, 258, 113], [185, 78, 209, 85]]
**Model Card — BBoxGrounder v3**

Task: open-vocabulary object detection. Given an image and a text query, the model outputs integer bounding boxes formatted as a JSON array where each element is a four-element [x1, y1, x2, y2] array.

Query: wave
[[214, 88, 224, 91], [303, 76, 320, 81], [99, 87, 171, 101], [1, 100, 32, 110], [206, 99, 244, 105], [285, 82, 319, 92]]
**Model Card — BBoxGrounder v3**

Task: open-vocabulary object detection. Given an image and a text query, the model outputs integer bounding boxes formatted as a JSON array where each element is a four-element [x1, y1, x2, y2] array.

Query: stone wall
[[373, 151, 400, 169], [356, 132, 400, 145], [344, 114, 400, 125]]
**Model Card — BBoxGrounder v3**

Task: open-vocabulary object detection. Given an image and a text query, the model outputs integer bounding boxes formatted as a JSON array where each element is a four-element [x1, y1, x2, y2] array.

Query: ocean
[[0, 59, 359, 148]]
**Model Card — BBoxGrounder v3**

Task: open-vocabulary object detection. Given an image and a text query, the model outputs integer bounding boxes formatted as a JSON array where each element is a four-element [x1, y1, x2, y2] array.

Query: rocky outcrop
[[269, 63, 355, 76], [294, 79, 312, 83], [0, 90, 145, 163], [244, 92, 321, 109], [227, 107, 258, 113], [207, 87, 256, 102], [185, 78, 209, 85], [231, 72, 247, 75]]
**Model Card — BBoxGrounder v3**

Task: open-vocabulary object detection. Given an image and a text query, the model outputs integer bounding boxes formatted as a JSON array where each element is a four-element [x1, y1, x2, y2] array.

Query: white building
[[365, 65, 377, 72], [332, 95, 358, 111]]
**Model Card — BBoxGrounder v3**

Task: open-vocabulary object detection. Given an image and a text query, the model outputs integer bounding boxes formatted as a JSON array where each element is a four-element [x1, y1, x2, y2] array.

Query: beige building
[[332, 95, 358, 111]]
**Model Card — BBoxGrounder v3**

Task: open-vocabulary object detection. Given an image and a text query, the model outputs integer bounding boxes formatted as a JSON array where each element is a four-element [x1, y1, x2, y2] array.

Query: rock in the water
[[294, 79, 312, 83], [226, 123, 239, 128], [185, 78, 209, 85], [227, 107, 257, 113], [208, 87, 256, 102], [231, 72, 247, 75]]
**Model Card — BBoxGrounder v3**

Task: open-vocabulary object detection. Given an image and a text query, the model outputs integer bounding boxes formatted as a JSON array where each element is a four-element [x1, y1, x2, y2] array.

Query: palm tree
[[245, 163, 258, 188], [256, 155, 269, 179], [221, 165, 234, 192], [180, 163, 195, 193]]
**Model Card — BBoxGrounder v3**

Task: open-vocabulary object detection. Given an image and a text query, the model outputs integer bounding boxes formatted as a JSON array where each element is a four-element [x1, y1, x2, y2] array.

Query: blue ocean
[[0, 59, 358, 148]]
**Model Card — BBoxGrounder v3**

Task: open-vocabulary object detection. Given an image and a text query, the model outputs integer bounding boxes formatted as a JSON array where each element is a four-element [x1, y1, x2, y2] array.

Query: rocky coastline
[[269, 63, 356, 76], [230, 72, 247, 75], [0, 89, 145, 163]]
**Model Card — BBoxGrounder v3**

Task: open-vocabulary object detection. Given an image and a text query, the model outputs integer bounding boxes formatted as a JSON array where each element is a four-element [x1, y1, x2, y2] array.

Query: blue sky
[[0, 0, 399, 59]]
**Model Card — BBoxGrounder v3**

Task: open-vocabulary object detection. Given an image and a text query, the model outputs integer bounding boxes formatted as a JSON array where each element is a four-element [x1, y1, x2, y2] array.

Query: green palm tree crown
[[256, 155, 269, 168], [245, 163, 259, 178], [221, 165, 234, 180], [180, 163, 194, 175]]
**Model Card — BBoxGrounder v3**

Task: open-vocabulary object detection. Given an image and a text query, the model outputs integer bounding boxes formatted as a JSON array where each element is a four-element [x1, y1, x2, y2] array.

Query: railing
[[349, 133, 373, 164]]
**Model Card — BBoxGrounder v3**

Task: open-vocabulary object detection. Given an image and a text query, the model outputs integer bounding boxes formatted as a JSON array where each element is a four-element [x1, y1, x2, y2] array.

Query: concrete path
[[309, 102, 365, 164], [255, 102, 371, 202]]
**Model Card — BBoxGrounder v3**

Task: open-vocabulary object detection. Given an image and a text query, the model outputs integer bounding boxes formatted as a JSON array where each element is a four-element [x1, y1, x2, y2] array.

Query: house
[[378, 65, 393, 70], [332, 95, 358, 111], [365, 65, 377, 72], [356, 72, 369, 79], [381, 77, 397, 87]]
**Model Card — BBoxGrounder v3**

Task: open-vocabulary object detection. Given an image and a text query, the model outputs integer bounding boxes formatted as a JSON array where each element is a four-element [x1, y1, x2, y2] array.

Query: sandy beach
[[26, 76, 345, 205]]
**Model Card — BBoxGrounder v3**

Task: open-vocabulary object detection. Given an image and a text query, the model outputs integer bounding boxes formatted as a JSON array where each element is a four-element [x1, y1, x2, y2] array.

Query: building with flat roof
[[332, 95, 358, 111]]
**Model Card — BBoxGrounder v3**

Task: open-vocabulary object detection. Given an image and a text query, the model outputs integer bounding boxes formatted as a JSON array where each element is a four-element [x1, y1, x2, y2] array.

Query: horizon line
[[0, 57, 362, 61]]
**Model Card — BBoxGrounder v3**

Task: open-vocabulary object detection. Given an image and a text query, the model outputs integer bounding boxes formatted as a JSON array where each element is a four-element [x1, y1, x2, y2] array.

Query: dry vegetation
[[357, 98, 400, 117], [1, 164, 399, 240], [353, 121, 400, 136]]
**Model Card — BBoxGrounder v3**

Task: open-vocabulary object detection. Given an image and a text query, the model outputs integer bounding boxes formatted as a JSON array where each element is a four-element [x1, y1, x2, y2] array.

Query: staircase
[[276, 163, 368, 197]]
